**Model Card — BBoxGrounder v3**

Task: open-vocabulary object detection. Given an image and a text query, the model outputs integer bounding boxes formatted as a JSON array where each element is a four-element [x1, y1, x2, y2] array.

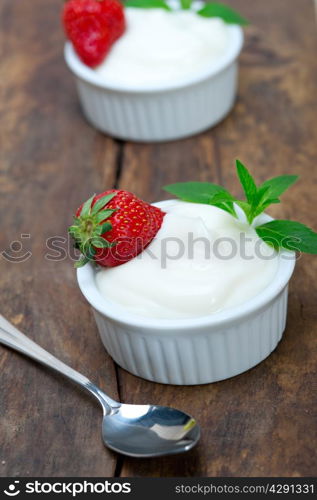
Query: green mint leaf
[[125, 0, 172, 10], [197, 2, 249, 25], [255, 220, 317, 254], [210, 192, 236, 203], [163, 182, 229, 204], [259, 175, 298, 200], [235, 200, 252, 220], [163, 182, 237, 217], [213, 202, 236, 217], [91, 193, 116, 215], [236, 160, 257, 205], [265, 198, 280, 204], [247, 185, 270, 221], [253, 198, 280, 218], [209, 192, 237, 216], [80, 194, 95, 217], [252, 186, 270, 207], [180, 0, 192, 9]]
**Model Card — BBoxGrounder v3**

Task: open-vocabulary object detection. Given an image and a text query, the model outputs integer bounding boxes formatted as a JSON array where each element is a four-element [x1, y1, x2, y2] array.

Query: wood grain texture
[[0, 0, 119, 477], [0, 0, 316, 478]]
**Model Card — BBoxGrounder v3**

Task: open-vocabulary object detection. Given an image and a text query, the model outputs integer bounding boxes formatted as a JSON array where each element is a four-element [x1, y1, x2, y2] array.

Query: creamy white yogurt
[[95, 8, 231, 86], [95, 201, 279, 319]]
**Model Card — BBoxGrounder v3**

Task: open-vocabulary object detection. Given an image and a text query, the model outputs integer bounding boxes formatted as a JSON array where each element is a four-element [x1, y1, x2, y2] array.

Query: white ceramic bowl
[[64, 24, 243, 142], [77, 201, 296, 385]]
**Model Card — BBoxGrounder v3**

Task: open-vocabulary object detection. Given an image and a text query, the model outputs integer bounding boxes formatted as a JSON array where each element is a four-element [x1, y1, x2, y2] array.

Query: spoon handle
[[0, 315, 117, 413]]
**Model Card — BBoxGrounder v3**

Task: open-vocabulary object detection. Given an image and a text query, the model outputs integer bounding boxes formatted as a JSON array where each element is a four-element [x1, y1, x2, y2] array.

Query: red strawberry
[[69, 190, 165, 267], [62, 0, 126, 67]]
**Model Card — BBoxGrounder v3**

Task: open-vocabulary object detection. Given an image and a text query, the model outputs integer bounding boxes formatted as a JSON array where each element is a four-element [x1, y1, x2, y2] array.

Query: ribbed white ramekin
[[64, 25, 243, 142], [77, 201, 296, 385]]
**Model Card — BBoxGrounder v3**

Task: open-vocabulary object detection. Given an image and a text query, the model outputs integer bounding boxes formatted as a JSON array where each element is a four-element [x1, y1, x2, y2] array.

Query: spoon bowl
[[0, 314, 200, 458]]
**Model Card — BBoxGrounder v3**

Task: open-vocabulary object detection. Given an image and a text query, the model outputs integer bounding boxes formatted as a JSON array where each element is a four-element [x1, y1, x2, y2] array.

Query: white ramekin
[[64, 25, 243, 142], [77, 201, 296, 385]]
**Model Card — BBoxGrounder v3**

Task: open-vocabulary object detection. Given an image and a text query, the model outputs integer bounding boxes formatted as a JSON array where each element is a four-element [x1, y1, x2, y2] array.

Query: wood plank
[[0, 0, 119, 477], [117, 0, 317, 476]]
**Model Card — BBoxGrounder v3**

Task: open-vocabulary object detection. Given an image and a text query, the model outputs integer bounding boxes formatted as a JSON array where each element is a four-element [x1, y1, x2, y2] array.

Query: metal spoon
[[0, 315, 200, 457]]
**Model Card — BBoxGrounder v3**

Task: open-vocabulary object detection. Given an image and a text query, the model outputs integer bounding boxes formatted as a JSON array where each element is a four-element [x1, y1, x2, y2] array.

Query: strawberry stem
[[69, 193, 117, 267]]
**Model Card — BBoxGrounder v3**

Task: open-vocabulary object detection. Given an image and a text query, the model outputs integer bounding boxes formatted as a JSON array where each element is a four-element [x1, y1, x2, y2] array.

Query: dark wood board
[[0, 0, 316, 478], [0, 0, 119, 477]]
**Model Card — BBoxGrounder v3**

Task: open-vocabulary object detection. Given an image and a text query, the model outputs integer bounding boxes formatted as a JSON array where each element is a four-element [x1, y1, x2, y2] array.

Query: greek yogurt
[[96, 201, 279, 319], [95, 7, 231, 86]]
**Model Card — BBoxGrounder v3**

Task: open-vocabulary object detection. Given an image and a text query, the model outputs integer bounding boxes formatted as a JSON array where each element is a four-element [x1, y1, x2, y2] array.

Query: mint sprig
[[163, 160, 317, 254], [235, 160, 290, 223], [255, 221, 317, 254], [124, 1, 249, 25], [234, 160, 299, 224]]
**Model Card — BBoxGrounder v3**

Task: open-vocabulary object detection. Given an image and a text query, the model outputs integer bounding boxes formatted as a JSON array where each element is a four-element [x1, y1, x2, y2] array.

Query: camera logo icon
[[4, 481, 20, 496]]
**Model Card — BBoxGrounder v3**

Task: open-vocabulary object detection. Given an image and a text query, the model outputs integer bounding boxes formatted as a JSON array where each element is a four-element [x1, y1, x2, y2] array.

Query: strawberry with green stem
[[69, 190, 165, 267]]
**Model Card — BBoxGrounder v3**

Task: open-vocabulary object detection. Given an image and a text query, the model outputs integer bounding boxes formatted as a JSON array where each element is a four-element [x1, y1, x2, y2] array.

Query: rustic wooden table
[[1, 0, 316, 477]]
